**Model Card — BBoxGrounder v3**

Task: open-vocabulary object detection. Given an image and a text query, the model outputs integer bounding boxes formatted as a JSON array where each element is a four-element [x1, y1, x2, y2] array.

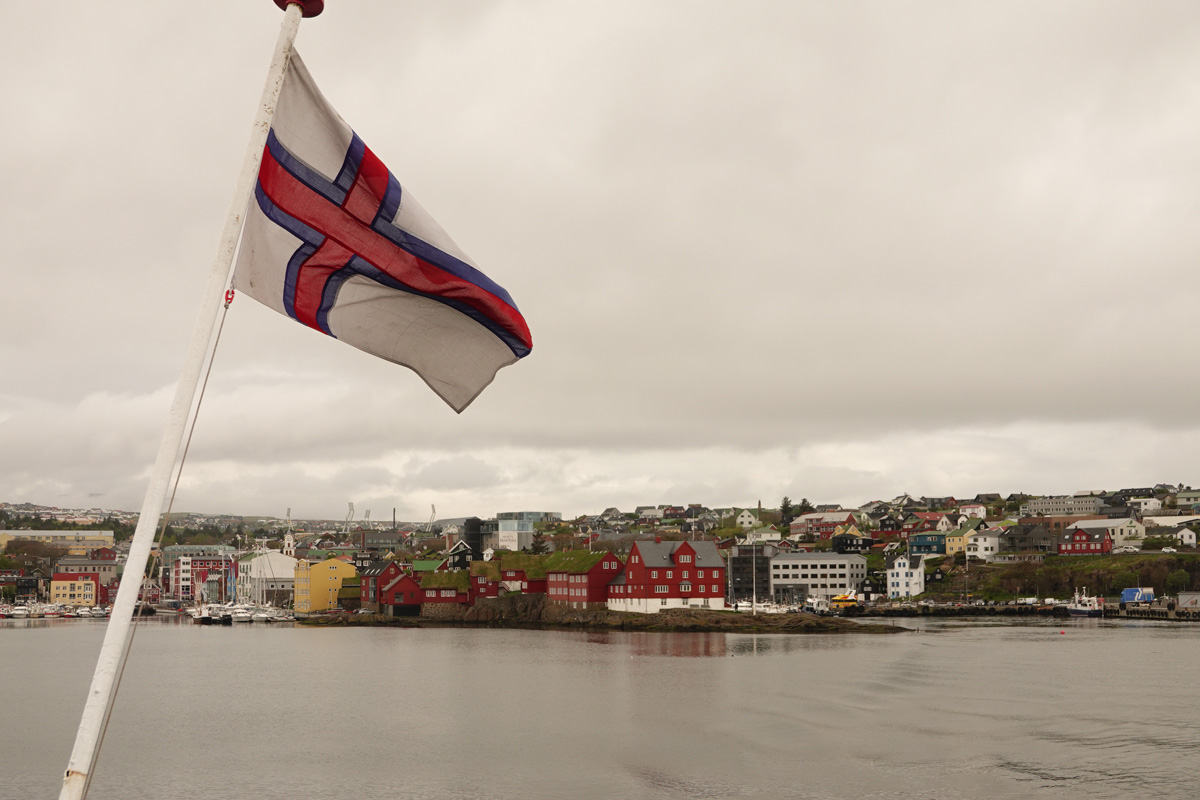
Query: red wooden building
[[545, 551, 623, 608], [469, 561, 502, 602], [359, 560, 405, 611], [607, 539, 726, 613], [420, 570, 472, 605], [380, 572, 423, 615], [498, 553, 549, 594], [1058, 528, 1112, 556]]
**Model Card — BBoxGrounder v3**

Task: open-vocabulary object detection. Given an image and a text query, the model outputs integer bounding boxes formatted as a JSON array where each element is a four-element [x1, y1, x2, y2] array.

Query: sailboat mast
[[58, 6, 314, 799]]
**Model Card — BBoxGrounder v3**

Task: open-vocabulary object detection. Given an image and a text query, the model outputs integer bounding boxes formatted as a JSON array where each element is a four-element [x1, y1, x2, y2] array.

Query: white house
[[1128, 497, 1162, 514], [966, 530, 1003, 562], [237, 549, 299, 605], [740, 526, 782, 544], [887, 553, 925, 599], [958, 503, 987, 519], [735, 509, 759, 529], [1170, 526, 1197, 548]]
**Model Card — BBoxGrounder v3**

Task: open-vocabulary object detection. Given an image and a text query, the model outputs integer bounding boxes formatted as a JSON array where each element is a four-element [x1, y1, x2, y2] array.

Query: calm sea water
[[2, 616, 1195, 800]]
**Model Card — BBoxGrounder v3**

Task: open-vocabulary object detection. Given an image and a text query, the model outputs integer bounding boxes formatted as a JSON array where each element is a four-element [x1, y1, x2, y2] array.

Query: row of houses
[[356, 539, 729, 616]]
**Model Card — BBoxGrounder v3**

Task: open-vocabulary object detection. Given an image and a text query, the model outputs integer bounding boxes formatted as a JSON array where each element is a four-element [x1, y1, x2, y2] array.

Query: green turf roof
[[420, 570, 471, 591], [470, 560, 501, 580], [411, 559, 444, 572], [544, 550, 619, 574], [498, 553, 550, 579]]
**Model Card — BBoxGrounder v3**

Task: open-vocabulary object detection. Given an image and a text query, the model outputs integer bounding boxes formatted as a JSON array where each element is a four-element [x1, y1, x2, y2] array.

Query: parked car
[[1162, 547, 1177, 553]]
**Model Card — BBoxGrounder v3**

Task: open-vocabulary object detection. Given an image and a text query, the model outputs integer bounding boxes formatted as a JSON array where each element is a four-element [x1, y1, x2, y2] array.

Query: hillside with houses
[[3, 484, 1200, 617]]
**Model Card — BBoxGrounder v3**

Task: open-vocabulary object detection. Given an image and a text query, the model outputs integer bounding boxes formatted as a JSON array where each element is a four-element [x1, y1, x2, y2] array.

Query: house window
[[712, 585, 719, 593], [682, 571, 689, 579], [655, 585, 668, 594], [666, 571, 673, 579], [680, 583, 691, 592], [679, 555, 692, 563], [651, 570, 658, 579]]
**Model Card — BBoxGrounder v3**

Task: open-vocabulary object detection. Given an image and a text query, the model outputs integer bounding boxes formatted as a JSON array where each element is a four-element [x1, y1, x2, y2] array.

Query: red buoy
[[273, 0, 324, 17]]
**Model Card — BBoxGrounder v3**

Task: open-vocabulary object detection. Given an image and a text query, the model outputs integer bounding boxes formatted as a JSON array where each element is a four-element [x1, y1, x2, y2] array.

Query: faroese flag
[[233, 52, 532, 412]]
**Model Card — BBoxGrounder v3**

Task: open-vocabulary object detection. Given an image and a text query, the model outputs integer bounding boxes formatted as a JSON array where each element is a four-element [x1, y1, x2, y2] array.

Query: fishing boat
[[804, 596, 831, 616], [1067, 588, 1103, 618]]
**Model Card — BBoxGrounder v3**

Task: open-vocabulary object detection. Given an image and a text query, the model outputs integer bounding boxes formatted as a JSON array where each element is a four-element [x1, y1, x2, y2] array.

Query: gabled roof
[[633, 539, 724, 568], [411, 559, 445, 572]]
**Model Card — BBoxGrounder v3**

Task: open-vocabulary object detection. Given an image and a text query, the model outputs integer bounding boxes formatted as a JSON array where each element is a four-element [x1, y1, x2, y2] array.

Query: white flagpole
[[59, 4, 310, 798]]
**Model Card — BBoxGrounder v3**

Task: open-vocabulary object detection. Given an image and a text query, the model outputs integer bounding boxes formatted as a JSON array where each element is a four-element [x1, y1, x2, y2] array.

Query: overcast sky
[[2, 1, 1199, 523]]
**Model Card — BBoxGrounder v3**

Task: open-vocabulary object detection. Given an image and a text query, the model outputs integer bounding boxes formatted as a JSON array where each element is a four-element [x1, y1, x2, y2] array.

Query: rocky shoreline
[[298, 595, 903, 634]]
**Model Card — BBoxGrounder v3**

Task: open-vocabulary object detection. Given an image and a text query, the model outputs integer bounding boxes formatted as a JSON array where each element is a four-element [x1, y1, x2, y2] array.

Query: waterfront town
[[3, 484, 1200, 621]]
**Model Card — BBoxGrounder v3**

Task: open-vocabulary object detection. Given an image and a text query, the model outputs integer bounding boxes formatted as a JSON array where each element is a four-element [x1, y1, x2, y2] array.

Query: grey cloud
[[3, 2, 1199, 518]]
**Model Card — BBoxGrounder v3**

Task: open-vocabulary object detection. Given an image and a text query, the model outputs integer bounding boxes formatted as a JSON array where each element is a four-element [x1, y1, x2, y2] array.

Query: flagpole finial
[[273, 0, 324, 17]]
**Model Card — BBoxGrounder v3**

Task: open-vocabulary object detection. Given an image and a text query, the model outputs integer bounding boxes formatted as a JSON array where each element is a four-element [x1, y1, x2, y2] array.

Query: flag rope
[[81, 290, 236, 798], [58, 5, 305, 797]]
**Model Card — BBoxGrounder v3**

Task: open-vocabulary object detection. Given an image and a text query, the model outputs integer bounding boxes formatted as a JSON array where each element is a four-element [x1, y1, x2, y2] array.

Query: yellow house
[[945, 531, 968, 556], [294, 557, 357, 613], [51, 575, 97, 607]]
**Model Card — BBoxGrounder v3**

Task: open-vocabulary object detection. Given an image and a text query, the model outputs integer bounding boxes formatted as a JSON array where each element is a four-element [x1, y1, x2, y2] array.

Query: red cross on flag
[[233, 52, 532, 412]]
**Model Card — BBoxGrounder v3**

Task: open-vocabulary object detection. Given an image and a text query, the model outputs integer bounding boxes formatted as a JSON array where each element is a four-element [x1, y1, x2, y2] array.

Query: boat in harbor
[[1067, 588, 1103, 618], [10, 605, 30, 619]]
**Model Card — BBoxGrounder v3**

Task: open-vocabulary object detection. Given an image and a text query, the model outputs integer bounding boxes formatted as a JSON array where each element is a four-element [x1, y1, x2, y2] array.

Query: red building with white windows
[[1058, 528, 1112, 556], [607, 539, 726, 613], [420, 570, 472, 605], [790, 512, 857, 539], [469, 561, 502, 602], [545, 551, 623, 608], [498, 554, 549, 594], [360, 560, 405, 611]]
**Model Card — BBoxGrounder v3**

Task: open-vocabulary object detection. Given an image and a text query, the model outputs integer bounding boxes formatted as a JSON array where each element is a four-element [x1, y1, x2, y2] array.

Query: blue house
[[909, 532, 947, 555]]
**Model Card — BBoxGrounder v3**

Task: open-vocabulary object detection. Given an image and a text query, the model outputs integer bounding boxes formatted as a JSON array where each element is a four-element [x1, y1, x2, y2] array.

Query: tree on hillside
[[797, 498, 815, 514], [780, 497, 794, 527], [529, 531, 550, 555], [1167, 569, 1191, 595], [1111, 570, 1139, 594]]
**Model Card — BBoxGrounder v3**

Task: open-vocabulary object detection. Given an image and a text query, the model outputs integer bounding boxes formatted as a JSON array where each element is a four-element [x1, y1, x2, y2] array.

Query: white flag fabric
[[233, 53, 531, 412]]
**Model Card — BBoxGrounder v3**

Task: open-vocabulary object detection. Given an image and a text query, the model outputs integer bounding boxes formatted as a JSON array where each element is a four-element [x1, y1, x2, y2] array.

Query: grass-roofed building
[[420, 569, 471, 605], [498, 552, 550, 594], [469, 560, 501, 600], [545, 550, 623, 608]]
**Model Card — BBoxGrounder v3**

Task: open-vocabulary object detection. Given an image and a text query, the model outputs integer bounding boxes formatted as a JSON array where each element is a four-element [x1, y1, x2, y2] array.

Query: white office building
[[769, 552, 867, 603]]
